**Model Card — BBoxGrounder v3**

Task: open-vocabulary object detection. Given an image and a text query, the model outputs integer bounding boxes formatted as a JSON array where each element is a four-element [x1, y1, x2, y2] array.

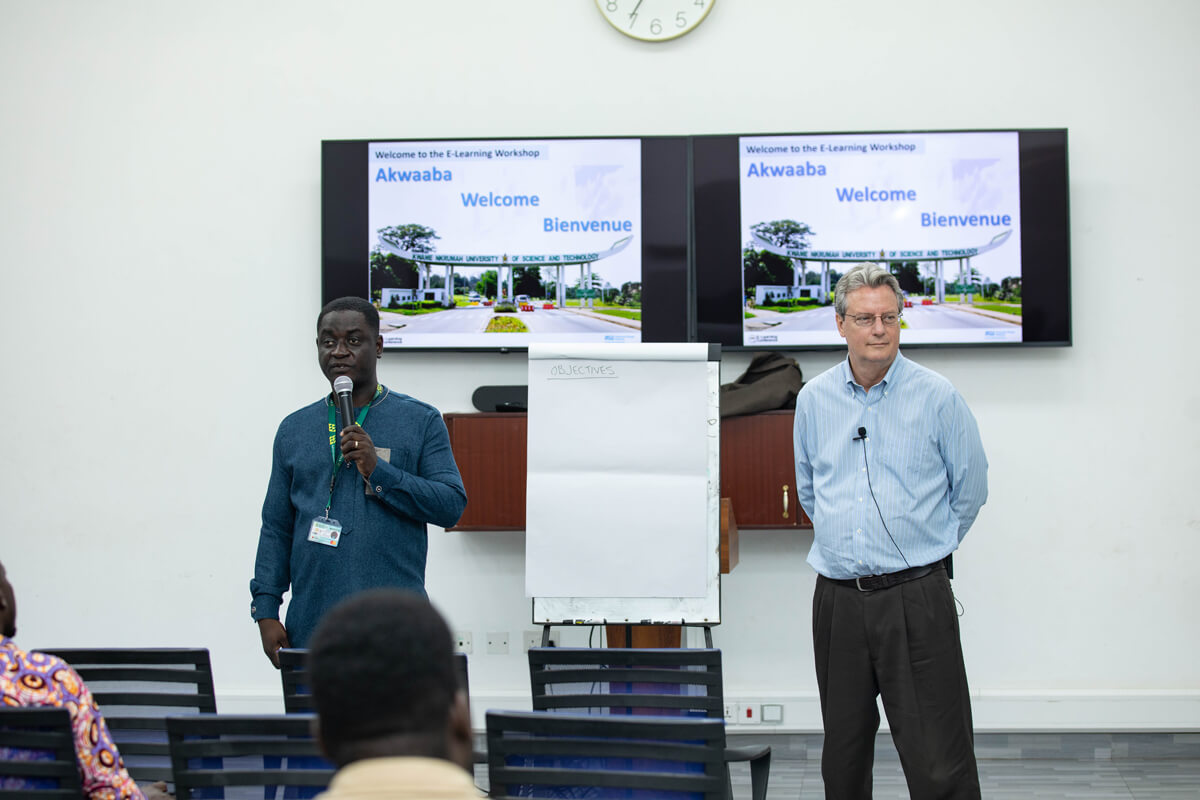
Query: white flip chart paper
[[526, 343, 714, 599]]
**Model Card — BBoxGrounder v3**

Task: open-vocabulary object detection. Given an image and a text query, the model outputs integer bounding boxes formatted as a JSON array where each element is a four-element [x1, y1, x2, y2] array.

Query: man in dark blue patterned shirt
[[251, 298, 466, 664]]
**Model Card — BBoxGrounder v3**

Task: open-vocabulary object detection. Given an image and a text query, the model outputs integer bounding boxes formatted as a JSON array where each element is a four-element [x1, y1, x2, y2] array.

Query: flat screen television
[[322, 136, 689, 350], [693, 129, 1071, 350]]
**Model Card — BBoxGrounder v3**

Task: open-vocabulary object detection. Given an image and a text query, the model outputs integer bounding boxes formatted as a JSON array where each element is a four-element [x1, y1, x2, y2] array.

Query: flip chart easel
[[526, 342, 722, 634]]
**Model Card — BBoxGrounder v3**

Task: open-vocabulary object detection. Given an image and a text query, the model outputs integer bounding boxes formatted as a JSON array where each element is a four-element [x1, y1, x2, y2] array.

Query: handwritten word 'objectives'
[[549, 364, 617, 379]]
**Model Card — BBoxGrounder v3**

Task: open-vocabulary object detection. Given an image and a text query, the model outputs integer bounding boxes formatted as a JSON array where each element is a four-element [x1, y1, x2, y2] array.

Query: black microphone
[[853, 426, 867, 441], [333, 375, 355, 431]]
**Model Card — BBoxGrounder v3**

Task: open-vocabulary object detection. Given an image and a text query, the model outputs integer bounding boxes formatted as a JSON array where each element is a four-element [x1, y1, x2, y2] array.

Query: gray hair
[[834, 263, 903, 316]]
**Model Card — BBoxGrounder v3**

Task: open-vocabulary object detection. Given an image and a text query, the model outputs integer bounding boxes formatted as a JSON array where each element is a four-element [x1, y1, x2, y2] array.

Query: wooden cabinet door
[[444, 412, 527, 530], [720, 410, 812, 529]]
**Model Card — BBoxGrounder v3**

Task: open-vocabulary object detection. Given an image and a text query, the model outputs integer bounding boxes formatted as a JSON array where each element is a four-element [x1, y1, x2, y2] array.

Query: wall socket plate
[[523, 629, 560, 651], [486, 631, 509, 655], [455, 631, 473, 655]]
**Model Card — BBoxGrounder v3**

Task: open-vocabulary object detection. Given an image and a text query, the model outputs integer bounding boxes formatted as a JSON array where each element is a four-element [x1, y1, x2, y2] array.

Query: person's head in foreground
[[0, 561, 16, 639], [308, 589, 472, 771]]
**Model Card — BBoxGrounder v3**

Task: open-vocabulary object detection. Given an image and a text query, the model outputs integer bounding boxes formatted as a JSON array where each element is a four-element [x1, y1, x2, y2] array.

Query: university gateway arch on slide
[[376, 234, 634, 309], [751, 229, 1013, 304]]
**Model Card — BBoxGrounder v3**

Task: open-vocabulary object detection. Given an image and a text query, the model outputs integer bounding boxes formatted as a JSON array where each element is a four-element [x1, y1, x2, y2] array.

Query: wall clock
[[596, 0, 715, 42]]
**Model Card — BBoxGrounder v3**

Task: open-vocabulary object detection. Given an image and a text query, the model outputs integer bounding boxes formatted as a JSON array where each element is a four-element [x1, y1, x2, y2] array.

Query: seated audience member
[[0, 560, 170, 800], [308, 589, 477, 800]]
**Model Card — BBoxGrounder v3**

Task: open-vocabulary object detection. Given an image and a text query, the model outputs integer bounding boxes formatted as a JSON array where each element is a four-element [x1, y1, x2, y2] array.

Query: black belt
[[827, 562, 943, 592]]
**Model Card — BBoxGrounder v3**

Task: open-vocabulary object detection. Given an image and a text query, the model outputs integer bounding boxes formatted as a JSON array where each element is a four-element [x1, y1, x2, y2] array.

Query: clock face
[[596, 0, 715, 42]]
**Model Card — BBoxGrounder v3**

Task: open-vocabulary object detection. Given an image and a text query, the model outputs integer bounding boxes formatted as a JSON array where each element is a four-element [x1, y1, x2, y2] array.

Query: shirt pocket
[[364, 446, 392, 496], [899, 431, 940, 481]]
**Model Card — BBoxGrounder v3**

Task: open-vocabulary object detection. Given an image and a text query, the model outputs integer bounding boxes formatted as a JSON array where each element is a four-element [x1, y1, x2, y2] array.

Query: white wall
[[1, 0, 1197, 731]]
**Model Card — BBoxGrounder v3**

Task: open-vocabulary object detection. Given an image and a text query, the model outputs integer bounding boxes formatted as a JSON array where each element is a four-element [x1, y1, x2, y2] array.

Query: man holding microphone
[[251, 297, 466, 665]]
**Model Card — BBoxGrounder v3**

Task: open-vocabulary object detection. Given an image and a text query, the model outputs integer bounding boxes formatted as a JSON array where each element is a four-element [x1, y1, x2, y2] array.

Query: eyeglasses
[[844, 312, 902, 328]]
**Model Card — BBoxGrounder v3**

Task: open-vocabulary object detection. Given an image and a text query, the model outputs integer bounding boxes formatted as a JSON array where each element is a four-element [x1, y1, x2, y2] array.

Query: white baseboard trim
[[214, 689, 286, 715], [717, 690, 1200, 733]]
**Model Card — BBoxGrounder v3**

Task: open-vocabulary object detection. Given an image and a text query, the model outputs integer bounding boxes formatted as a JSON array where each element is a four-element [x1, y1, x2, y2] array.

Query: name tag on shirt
[[308, 516, 342, 547]]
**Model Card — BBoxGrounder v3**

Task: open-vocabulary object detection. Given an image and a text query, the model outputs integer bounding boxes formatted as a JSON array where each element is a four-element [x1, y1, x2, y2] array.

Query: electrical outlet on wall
[[723, 702, 737, 722], [486, 632, 509, 655], [523, 629, 560, 652], [455, 631, 473, 655], [738, 703, 760, 724]]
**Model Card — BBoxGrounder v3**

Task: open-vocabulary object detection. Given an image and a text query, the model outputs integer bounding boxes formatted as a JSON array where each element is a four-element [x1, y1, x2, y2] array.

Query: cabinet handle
[[782, 484, 789, 519]]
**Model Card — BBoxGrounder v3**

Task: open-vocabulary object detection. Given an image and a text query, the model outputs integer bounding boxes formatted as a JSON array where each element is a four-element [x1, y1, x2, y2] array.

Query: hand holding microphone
[[334, 375, 377, 477]]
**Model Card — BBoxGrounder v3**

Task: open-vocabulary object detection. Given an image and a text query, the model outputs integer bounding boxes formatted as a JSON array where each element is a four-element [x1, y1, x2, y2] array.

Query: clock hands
[[598, 0, 713, 41], [628, 0, 643, 28]]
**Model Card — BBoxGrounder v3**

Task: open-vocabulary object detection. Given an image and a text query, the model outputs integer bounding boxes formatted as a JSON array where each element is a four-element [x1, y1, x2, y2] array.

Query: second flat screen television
[[694, 129, 1071, 349], [323, 136, 689, 350]]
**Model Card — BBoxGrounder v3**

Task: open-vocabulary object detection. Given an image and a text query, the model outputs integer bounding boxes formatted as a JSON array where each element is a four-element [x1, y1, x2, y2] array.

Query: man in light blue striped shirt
[[793, 263, 987, 799]]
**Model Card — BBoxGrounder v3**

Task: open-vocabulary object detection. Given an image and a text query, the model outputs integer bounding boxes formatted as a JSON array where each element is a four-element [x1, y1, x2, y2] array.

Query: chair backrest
[[528, 647, 725, 718], [454, 652, 470, 697], [279, 649, 471, 713], [278, 648, 311, 713], [486, 710, 725, 800], [166, 713, 334, 799], [0, 706, 83, 799], [36, 647, 217, 783]]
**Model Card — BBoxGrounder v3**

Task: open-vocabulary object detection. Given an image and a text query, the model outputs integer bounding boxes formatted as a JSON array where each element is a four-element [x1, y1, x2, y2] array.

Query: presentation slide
[[366, 138, 643, 348], [738, 131, 1024, 347]]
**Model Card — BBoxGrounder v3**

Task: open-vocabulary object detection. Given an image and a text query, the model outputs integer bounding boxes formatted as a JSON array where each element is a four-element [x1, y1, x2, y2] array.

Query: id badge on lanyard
[[308, 516, 342, 547], [311, 385, 379, 549]]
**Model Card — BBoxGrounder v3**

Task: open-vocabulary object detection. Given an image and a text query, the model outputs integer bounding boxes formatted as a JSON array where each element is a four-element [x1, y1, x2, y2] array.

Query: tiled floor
[[727, 732, 1200, 799], [735, 757, 1200, 799]]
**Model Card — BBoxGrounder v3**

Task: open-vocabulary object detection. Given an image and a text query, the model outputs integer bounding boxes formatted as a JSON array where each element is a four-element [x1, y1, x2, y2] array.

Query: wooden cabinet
[[444, 412, 527, 531], [719, 410, 812, 529], [443, 409, 810, 532]]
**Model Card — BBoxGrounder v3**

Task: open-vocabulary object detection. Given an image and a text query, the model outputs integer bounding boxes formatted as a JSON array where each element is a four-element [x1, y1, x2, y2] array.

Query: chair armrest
[[724, 743, 770, 762], [723, 744, 770, 800]]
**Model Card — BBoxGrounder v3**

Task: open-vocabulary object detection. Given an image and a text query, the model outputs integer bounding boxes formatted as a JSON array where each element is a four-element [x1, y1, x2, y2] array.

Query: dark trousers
[[813, 567, 980, 800]]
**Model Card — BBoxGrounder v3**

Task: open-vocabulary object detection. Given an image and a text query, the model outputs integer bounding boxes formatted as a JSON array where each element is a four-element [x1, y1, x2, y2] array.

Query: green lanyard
[[322, 384, 381, 518]]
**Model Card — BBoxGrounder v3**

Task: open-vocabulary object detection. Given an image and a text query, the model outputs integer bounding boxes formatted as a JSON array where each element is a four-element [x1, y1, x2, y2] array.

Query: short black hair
[[318, 296, 380, 337], [309, 590, 457, 750]]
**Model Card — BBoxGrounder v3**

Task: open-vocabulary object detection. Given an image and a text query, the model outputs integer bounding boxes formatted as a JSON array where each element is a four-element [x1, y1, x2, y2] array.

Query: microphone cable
[[854, 426, 911, 569], [855, 426, 964, 617]]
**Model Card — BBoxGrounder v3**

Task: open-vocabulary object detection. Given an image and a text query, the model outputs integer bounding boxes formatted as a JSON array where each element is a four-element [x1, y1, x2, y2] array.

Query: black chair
[[277, 648, 311, 713], [528, 647, 770, 800], [486, 709, 726, 800], [165, 713, 334, 799], [0, 707, 82, 799], [279, 649, 471, 711], [36, 647, 217, 784]]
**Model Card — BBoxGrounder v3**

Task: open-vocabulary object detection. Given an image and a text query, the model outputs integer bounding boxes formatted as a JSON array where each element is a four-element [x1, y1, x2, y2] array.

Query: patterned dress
[[0, 637, 144, 799]]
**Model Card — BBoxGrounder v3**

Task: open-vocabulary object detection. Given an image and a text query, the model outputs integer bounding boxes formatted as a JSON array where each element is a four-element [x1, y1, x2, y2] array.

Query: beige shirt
[[316, 756, 482, 800]]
